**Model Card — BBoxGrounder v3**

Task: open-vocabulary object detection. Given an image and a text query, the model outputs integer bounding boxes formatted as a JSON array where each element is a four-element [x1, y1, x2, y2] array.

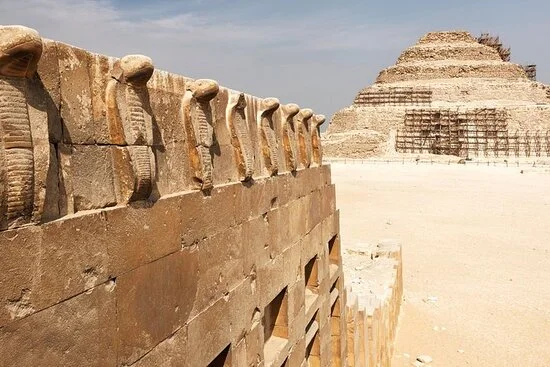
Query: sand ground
[[330, 162, 550, 367]]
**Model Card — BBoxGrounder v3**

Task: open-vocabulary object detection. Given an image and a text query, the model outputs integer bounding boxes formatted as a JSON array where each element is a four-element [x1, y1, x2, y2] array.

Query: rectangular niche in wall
[[263, 287, 289, 366], [328, 235, 341, 281], [208, 344, 232, 367], [304, 255, 320, 313], [305, 311, 321, 366]]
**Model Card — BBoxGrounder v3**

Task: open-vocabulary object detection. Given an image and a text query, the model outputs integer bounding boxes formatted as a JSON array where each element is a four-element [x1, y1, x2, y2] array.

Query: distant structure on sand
[[323, 31, 550, 158]]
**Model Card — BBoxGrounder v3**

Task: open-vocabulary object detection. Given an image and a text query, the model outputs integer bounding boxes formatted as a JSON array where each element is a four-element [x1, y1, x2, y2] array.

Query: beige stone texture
[[116, 246, 199, 365], [324, 30, 550, 158], [0, 285, 117, 367], [0, 25, 392, 367], [60, 144, 117, 212]]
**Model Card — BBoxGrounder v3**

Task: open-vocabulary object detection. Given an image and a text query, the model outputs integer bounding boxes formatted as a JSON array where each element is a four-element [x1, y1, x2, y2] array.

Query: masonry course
[[0, 25, 402, 366]]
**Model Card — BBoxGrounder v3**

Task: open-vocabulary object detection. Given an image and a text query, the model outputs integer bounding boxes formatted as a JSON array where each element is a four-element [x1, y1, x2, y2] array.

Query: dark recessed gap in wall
[[263, 287, 289, 366], [208, 344, 232, 367], [304, 255, 320, 313]]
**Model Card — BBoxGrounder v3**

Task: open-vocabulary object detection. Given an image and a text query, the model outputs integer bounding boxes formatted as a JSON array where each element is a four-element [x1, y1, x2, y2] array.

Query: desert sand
[[331, 162, 550, 367]]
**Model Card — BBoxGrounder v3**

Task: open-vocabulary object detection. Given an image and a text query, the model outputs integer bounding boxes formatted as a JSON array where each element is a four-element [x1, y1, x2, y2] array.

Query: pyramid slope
[[323, 30, 550, 159]]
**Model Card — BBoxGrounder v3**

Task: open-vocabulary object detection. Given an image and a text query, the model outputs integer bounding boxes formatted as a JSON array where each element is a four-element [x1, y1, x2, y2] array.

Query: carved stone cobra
[[181, 79, 219, 190], [257, 97, 280, 176], [280, 103, 300, 172], [0, 26, 43, 229], [311, 114, 325, 166], [295, 108, 314, 168], [226, 92, 254, 181], [106, 54, 155, 202]]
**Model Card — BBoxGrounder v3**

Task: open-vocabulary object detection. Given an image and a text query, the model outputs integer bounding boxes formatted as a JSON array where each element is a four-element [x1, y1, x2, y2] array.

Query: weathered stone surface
[[186, 295, 231, 367], [181, 78, 219, 190], [0, 210, 110, 326], [0, 28, 377, 367], [192, 225, 244, 317], [324, 30, 550, 158], [0, 225, 41, 326], [132, 326, 189, 367], [57, 43, 101, 144], [36, 39, 62, 143], [226, 91, 254, 181], [0, 284, 117, 367], [60, 144, 117, 212], [116, 246, 199, 365]]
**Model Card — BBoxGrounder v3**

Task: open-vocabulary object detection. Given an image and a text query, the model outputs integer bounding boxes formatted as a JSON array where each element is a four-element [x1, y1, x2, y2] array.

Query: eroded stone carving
[[106, 54, 155, 202], [257, 97, 280, 175], [226, 92, 254, 181], [311, 114, 325, 166], [280, 103, 300, 172], [0, 25, 43, 229], [295, 108, 313, 168], [181, 79, 219, 190]]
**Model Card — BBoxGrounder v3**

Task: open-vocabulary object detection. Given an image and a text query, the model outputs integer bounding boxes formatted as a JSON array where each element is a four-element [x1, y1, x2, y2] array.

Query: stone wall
[[0, 25, 404, 367]]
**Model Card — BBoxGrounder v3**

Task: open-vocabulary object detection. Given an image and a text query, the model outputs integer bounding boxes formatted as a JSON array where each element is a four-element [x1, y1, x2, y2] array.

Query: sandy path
[[330, 163, 550, 367]]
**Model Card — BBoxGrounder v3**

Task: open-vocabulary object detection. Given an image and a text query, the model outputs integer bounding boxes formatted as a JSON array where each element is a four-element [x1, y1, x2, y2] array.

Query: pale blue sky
[[1, 0, 549, 128]]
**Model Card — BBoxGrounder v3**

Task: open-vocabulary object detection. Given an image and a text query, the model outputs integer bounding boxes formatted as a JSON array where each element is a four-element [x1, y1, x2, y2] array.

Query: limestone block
[[235, 175, 279, 222], [300, 222, 323, 270], [0, 225, 42, 327], [228, 277, 257, 343], [59, 144, 117, 213], [288, 336, 306, 367], [0, 284, 117, 367], [265, 204, 286, 256], [285, 196, 308, 246], [256, 254, 285, 309], [322, 211, 340, 245], [186, 295, 231, 367], [287, 280, 306, 344], [320, 184, 337, 220], [192, 225, 244, 318], [153, 140, 193, 196], [242, 215, 271, 275], [132, 326, 189, 367], [36, 39, 62, 143], [232, 338, 248, 366], [104, 195, 188, 275], [90, 52, 116, 144], [32, 210, 110, 311], [178, 184, 239, 247], [319, 322, 333, 367], [282, 243, 302, 295], [57, 43, 105, 143], [305, 189, 322, 232], [116, 246, 199, 365], [246, 317, 264, 366], [148, 69, 187, 145]]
